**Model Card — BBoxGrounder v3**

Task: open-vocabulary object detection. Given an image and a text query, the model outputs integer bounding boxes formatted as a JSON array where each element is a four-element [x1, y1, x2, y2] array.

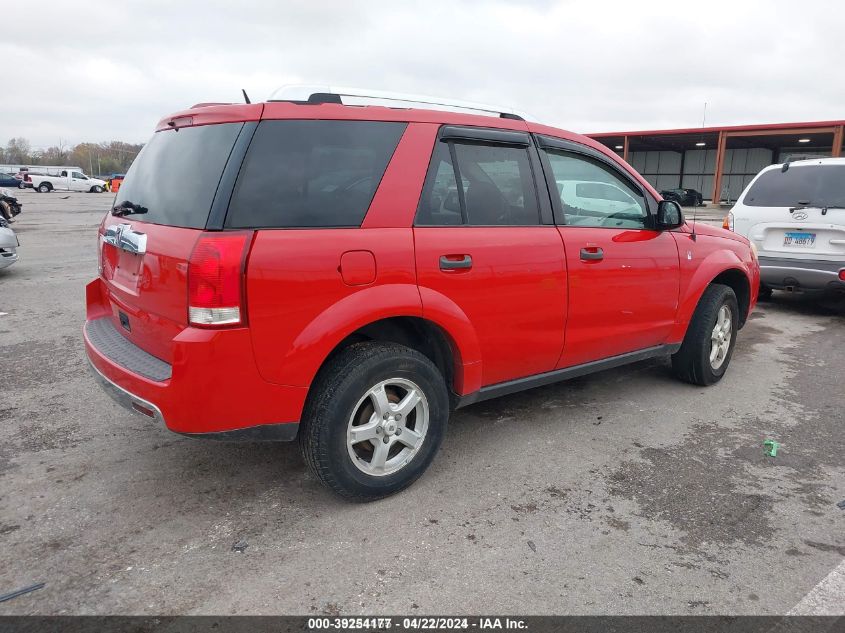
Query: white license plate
[[783, 232, 816, 247]]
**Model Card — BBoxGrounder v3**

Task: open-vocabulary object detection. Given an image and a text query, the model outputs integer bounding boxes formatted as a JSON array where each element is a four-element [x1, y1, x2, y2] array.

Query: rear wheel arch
[[309, 316, 466, 409], [282, 285, 483, 396]]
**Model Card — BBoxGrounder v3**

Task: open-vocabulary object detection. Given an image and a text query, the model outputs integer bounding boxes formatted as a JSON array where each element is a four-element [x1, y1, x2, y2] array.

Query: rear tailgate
[[97, 110, 259, 363], [751, 207, 845, 260], [99, 220, 201, 362]]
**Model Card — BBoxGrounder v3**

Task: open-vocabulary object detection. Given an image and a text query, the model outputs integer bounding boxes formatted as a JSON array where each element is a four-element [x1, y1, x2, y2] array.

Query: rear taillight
[[839, 269, 845, 281], [188, 232, 251, 327]]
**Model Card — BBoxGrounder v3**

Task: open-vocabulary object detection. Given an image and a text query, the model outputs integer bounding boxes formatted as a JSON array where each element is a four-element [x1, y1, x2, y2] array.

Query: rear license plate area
[[783, 232, 816, 247], [110, 249, 143, 292]]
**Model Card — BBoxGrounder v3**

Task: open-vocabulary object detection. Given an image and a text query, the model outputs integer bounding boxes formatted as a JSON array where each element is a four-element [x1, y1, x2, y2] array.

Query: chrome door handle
[[439, 255, 472, 270]]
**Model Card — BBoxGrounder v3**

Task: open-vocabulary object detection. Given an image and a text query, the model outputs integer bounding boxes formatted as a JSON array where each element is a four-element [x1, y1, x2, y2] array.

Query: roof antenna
[[242, 89, 251, 104], [688, 101, 708, 241], [690, 197, 698, 241]]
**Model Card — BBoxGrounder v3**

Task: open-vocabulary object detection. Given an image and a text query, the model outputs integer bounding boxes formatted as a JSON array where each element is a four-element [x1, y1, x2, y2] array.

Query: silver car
[[0, 220, 19, 269]]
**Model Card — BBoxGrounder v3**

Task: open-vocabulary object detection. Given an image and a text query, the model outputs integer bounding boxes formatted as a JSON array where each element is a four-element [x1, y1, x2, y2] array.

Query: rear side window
[[115, 123, 243, 229], [744, 165, 845, 207], [416, 140, 540, 226], [225, 120, 407, 228]]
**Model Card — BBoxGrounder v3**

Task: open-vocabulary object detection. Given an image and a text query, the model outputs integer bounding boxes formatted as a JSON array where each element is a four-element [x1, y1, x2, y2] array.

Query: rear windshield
[[115, 123, 243, 228], [743, 165, 845, 208], [225, 120, 406, 228]]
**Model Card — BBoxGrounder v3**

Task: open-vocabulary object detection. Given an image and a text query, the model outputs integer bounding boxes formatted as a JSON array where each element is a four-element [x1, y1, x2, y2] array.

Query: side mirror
[[656, 200, 684, 230]]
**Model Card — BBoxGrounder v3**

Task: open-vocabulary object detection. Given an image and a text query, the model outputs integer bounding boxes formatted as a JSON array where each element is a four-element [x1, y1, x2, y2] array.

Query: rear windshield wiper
[[790, 204, 845, 215], [112, 201, 148, 217]]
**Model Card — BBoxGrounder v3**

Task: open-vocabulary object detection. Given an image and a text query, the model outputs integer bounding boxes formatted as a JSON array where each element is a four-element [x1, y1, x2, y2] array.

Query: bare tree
[[5, 138, 32, 164]]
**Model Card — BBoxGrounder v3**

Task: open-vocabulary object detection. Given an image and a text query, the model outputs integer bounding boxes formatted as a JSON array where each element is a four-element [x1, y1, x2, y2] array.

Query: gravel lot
[[0, 190, 842, 615]]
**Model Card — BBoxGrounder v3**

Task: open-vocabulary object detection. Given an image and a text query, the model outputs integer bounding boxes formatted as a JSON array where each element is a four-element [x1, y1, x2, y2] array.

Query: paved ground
[[0, 190, 842, 615]]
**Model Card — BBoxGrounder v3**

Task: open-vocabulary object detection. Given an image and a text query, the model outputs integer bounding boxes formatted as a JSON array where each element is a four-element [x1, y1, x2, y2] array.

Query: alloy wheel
[[710, 304, 732, 369], [346, 378, 429, 477]]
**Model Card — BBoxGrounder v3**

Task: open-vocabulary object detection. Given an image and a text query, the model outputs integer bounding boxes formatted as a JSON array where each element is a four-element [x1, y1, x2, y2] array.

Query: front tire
[[671, 284, 739, 386], [299, 342, 449, 501], [91, 185, 103, 193]]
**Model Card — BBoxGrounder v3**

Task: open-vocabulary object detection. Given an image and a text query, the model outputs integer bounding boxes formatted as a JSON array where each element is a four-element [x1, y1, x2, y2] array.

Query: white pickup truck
[[28, 170, 107, 193]]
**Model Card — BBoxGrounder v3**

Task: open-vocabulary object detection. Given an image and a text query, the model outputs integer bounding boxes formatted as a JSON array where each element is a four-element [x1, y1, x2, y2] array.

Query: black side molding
[[179, 422, 300, 442], [456, 344, 681, 408]]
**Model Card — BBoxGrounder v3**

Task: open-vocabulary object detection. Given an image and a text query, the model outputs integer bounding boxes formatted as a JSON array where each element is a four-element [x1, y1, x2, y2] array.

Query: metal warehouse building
[[588, 120, 844, 205]]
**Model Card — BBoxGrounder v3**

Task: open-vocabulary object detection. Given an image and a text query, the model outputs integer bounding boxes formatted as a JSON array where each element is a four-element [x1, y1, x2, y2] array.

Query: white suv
[[727, 158, 845, 297]]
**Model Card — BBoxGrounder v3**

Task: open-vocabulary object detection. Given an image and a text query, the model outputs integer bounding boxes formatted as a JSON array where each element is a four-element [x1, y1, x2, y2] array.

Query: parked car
[[0, 188, 22, 223], [557, 180, 646, 227], [0, 172, 22, 188], [0, 220, 19, 270], [726, 158, 845, 297], [660, 187, 704, 207], [29, 169, 107, 193], [83, 87, 759, 500]]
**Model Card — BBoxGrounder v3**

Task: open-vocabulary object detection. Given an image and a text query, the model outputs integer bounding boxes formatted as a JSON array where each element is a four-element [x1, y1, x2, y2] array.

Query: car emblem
[[792, 211, 808, 221], [103, 223, 147, 254]]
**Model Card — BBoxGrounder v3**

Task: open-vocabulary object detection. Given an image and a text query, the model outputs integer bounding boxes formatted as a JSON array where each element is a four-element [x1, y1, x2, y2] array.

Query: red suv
[[84, 88, 759, 500]]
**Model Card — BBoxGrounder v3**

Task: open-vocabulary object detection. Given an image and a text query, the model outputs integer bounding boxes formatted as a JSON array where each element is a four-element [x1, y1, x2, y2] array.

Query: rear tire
[[299, 342, 449, 501], [671, 284, 739, 386], [758, 284, 773, 300], [37, 183, 51, 193]]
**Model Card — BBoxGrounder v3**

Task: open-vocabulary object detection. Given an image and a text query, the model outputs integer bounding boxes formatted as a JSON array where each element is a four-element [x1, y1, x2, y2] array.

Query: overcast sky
[[3, 0, 843, 149]]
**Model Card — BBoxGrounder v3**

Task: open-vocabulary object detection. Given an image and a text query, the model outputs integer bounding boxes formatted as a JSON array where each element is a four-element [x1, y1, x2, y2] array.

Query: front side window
[[72, 171, 86, 180], [544, 150, 648, 229], [226, 120, 407, 228], [416, 139, 539, 226]]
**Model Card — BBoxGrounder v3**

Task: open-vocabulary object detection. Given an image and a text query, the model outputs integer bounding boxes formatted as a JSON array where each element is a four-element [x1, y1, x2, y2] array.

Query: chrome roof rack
[[267, 85, 532, 121]]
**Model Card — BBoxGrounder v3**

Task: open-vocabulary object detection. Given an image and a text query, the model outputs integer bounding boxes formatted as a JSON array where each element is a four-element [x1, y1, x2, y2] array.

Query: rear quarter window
[[115, 123, 243, 229], [225, 120, 407, 228]]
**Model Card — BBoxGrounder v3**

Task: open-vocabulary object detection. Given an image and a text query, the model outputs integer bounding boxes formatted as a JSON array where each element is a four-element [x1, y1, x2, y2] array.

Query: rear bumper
[[84, 279, 305, 440], [759, 256, 845, 292]]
